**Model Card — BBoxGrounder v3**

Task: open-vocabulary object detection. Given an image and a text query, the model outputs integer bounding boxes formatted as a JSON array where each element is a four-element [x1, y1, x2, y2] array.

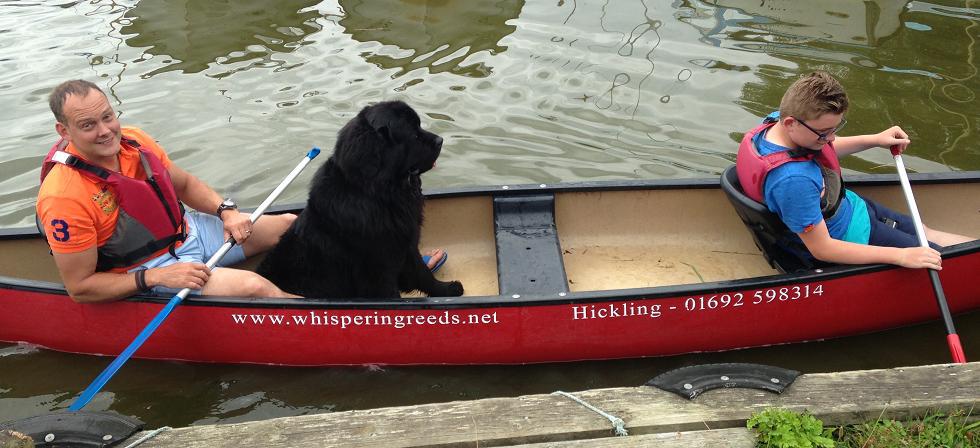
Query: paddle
[[68, 147, 321, 411], [891, 145, 967, 363]]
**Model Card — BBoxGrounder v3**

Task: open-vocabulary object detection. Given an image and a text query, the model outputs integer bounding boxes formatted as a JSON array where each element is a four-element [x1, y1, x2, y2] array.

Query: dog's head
[[333, 100, 444, 184]]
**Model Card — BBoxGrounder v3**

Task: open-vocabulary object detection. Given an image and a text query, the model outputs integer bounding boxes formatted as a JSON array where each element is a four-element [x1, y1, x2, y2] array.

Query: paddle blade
[[947, 334, 967, 364]]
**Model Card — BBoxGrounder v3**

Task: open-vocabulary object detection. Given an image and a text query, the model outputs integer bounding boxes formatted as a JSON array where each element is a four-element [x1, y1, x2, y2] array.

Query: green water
[[1, 0, 978, 429]]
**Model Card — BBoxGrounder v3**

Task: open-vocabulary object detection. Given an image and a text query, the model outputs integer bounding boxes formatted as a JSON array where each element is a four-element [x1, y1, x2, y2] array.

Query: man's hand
[[875, 126, 910, 154], [220, 210, 253, 244], [145, 262, 212, 290], [895, 246, 943, 270]]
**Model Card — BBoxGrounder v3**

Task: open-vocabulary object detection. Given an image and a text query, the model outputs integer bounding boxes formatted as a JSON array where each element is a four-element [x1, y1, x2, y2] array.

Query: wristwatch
[[216, 198, 238, 216]]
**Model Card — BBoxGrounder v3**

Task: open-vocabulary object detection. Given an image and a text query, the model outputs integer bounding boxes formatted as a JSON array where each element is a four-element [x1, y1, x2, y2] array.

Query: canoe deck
[[7, 181, 980, 297]]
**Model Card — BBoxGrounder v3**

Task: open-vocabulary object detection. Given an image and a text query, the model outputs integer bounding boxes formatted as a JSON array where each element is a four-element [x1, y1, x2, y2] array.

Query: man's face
[[786, 112, 845, 150], [55, 90, 122, 162]]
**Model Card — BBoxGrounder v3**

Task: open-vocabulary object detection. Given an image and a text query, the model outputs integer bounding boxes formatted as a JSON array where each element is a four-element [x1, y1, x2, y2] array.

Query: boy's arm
[[834, 126, 910, 157], [798, 220, 942, 269]]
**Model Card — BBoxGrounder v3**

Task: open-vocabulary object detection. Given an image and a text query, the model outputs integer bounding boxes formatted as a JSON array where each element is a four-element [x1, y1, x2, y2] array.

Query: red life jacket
[[736, 120, 844, 217], [39, 135, 186, 272]]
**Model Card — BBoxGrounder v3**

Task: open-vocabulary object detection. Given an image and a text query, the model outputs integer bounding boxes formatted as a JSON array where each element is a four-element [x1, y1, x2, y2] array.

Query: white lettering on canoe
[[572, 302, 662, 320], [568, 283, 826, 320], [230, 310, 499, 330], [684, 284, 825, 312]]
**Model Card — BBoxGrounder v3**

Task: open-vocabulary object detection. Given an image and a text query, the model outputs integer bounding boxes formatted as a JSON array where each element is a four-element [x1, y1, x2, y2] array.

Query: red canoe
[[1, 171, 978, 365]]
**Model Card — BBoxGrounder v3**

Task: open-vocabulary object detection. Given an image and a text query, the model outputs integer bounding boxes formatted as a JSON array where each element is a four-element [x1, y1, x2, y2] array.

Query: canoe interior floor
[[555, 189, 778, 292], [561, 244, 774, 291]]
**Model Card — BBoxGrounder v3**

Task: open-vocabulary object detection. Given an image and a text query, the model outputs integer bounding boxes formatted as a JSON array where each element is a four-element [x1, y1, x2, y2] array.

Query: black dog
[[257, 101, 464, 299]]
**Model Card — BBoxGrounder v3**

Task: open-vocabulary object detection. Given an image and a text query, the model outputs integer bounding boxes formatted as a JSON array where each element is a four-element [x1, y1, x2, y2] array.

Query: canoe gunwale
[[4, 170, 977, 240], [2, 240, 977, 310]]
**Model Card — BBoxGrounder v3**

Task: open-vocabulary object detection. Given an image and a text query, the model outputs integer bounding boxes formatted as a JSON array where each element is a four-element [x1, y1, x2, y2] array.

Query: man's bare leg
[[925, 225, 975, 247], [202, 267, 300, 298]]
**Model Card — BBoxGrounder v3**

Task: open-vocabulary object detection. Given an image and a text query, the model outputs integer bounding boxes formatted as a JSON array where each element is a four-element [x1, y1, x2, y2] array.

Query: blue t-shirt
[[752, 115, 870, 244]]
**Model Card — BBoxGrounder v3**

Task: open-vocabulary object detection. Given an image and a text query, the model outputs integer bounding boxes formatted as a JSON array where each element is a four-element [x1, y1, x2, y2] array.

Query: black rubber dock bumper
[[647, 363, 801, 399]]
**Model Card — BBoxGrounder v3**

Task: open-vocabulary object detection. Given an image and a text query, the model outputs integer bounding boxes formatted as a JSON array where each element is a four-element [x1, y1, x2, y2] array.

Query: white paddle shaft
[[892, 154, 930, 248]]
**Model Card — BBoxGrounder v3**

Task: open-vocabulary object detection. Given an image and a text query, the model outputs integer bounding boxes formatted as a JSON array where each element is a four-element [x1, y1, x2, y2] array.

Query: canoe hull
[[2, 249, 976, 365], [3, 173, 978, 366]]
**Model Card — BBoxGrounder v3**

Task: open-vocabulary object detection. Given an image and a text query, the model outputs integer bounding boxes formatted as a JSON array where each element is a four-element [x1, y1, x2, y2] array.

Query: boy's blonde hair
[[779, 71, 849, 121]]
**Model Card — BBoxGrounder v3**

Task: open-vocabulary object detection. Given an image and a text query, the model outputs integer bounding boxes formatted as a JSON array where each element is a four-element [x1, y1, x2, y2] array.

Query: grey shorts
[[128, 212, 246, 294]]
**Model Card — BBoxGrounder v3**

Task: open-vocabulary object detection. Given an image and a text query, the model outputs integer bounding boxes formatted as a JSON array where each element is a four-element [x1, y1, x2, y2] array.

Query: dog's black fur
[[256, 101, 464, 299]]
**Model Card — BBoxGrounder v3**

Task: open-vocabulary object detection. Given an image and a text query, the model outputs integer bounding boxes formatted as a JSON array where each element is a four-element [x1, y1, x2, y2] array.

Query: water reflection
[[703, 1, 905, 46], [338, 0, 524, 78], [122, 0, 321, 77], [684, 0, 979, 171], [537, 0, 723, 173]]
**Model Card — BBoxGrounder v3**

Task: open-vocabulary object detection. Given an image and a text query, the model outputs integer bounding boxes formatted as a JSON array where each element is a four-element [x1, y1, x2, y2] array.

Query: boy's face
[[784, 112, 845, 150]]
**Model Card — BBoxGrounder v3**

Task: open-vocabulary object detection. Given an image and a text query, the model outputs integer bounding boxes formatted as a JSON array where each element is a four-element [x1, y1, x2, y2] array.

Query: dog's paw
[[440, 280, 464, 297]]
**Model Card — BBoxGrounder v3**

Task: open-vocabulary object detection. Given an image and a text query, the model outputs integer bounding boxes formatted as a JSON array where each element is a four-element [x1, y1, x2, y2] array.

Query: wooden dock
[[123, 362, 977, 447]]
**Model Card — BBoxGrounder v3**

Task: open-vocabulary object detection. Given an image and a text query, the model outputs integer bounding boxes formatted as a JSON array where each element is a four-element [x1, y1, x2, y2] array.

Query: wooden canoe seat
[[720, 165, 828, 273], [493, 194, 570, 296]]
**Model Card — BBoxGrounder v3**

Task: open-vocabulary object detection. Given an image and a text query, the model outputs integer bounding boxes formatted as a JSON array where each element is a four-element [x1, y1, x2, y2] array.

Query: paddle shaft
[[69, 147, 321, 411], [892, 149, 966, 363]]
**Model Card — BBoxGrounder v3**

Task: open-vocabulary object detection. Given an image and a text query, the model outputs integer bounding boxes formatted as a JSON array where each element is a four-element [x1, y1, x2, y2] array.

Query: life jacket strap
[[95, 234, 182, 272], [50, 151, 112, 179]]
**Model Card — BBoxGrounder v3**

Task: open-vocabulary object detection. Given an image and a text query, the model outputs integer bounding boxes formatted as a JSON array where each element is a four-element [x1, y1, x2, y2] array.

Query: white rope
[[122, 426, 172, 448], [552, 391, 628, 436]]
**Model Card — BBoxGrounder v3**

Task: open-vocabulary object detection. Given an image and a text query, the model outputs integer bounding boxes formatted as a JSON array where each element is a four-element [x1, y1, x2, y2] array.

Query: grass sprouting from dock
[[749, 408, 979, 448]]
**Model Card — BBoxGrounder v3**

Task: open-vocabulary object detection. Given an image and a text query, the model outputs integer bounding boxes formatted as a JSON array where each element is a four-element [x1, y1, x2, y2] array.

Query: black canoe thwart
[[493, 193, 570, 296]]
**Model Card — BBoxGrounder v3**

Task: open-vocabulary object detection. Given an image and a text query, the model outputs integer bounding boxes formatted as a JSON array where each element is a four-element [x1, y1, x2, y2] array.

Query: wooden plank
[[508, 428, 755, 447], [133, 362, 978, 448]]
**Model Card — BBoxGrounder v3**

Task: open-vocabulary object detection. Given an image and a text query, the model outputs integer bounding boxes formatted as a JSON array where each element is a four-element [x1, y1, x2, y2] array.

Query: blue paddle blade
[[68, 148, 321, 410], [69, 295, 185, 411]]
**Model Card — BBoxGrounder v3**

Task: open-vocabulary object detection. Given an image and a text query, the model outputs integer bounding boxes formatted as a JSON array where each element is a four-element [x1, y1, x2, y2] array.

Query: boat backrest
[[719, 165, 826, 273]]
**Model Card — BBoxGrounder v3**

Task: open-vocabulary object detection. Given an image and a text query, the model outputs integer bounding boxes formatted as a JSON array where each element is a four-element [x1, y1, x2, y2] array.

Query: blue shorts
[[128, 212, 246, 294], [865, 199, 941, 250]]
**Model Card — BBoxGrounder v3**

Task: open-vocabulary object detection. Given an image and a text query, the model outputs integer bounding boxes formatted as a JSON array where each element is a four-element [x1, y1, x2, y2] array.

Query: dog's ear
[[363, 103, 395, 142], [332, 117, 384, 181], [373, 125, 392, 143], [364, 101, 418, 144]]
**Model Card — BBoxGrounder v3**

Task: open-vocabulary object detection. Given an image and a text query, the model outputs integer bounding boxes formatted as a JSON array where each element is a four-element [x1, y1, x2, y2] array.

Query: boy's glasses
[[793, 116, 847, 141]]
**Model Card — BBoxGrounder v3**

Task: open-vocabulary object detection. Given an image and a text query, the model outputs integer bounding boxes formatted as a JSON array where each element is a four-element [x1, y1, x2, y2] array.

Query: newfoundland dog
[[256, 101, 464, 299]]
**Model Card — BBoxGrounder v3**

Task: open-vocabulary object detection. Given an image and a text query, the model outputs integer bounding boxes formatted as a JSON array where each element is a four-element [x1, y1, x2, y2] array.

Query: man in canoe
[[36, 80, 447, 302], [736, 71, 974, 269]]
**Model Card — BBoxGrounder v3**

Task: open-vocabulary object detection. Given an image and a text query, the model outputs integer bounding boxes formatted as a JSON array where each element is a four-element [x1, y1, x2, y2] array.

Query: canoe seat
[[720, 165, 829, 273], [493, 194, 570, 296]]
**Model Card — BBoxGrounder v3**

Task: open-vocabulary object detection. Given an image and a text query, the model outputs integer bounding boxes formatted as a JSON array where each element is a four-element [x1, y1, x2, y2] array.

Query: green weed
[[747, 408, 979, 448], [747, 408, 836, 448], [837, 410, 979, 448]]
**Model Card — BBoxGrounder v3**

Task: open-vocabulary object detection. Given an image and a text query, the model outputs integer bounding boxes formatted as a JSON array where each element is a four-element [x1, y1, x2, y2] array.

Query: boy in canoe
[[36, 80, 447, 302], [735, 71, 974, 269]]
